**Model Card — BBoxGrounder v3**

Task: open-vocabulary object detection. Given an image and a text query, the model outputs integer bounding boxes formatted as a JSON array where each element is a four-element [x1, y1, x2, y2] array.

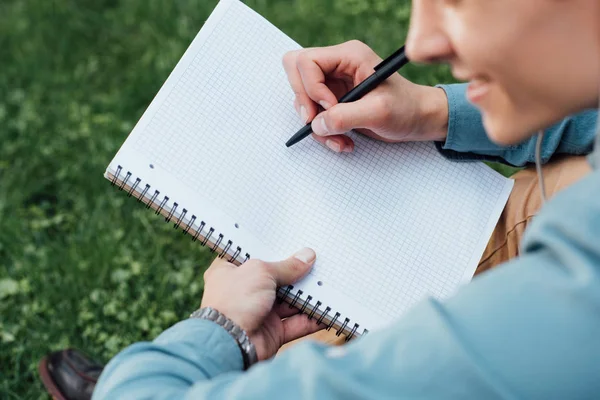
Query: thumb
[[264, 248, 316, 287], [311, 98, 385, 136]]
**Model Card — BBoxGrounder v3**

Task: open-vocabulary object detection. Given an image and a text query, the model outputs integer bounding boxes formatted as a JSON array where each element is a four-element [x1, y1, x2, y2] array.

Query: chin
[[482, 114, 535, 146]]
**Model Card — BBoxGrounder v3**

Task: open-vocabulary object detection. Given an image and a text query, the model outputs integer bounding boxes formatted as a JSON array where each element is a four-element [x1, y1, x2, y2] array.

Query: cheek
[[480, 61, 598, 146]]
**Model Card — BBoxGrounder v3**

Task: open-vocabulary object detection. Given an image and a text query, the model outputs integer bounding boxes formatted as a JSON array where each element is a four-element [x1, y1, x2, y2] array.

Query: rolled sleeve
[[435, 83, 597, 166], [93, 319, 243, 399]]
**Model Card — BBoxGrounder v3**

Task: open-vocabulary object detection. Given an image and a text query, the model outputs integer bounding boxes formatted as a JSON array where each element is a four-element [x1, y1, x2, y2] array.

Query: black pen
[[285, 45, 410, 148]]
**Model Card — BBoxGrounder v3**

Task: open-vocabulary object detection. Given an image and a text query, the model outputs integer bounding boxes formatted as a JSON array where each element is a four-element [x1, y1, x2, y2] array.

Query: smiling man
[[42, 0, 600, 398]]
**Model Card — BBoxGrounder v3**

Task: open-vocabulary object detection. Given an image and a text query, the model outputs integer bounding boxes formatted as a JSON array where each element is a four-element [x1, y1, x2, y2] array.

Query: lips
[[466, 78, 490, 104]]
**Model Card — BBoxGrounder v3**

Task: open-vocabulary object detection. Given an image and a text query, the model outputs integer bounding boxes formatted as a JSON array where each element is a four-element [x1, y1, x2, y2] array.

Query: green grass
[[0, 1, 513, 398]]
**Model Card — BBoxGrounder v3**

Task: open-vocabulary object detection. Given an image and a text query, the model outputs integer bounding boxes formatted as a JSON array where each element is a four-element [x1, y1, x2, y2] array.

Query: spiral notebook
[[105, 0, 513, 340]]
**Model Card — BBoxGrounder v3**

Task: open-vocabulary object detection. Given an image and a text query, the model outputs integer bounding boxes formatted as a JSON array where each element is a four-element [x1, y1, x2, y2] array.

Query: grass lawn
[[0, 1, 514, 398]]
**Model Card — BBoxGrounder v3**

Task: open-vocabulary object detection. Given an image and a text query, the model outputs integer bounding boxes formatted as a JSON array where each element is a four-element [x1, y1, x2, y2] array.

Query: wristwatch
[[189, 307, 258, 370]]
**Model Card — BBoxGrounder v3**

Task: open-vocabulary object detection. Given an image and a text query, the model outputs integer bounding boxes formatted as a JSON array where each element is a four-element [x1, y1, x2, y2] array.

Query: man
[[42, 0, 600, 398]]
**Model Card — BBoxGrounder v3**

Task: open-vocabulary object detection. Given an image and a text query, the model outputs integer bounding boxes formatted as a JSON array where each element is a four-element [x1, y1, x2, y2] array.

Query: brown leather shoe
[[38, 349, 104, 400]]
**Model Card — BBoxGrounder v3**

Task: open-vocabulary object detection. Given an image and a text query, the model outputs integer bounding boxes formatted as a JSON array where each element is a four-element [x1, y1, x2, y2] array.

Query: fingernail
[[294, 248, 316, 264], [343, 145, 353, 153], [319, 100, 332, 110], [326, 139, 341, 153], [300, 106, 308, 123], [312, 116, 329, 136]]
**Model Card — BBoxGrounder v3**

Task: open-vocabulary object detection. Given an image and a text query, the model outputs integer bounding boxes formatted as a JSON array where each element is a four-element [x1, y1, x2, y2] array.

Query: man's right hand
[[283, 40, 450, 153]]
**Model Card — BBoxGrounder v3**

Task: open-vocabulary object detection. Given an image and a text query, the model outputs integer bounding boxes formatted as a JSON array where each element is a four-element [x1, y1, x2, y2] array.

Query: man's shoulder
[[589, 131, 600, 169]]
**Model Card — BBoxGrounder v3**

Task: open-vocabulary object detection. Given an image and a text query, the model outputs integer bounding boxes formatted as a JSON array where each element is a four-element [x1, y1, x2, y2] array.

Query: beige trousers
[[281, 155, 592, 350]]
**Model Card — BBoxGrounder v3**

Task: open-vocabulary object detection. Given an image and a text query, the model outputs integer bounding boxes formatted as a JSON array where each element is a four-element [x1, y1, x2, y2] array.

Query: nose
[[405, 0, 453, 64]]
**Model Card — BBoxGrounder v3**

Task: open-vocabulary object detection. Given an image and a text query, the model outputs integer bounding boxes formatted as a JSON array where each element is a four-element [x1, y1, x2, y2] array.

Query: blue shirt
[[93, 84, 600, 399]]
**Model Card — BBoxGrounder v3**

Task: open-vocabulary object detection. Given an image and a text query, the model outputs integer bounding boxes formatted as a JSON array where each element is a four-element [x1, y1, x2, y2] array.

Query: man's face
[[406, 0, 600, 145]]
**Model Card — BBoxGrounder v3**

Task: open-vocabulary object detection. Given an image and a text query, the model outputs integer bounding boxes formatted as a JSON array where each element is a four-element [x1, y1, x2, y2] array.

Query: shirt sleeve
[[91, 319, 244, 399], [93, 170, 600, 400], [436, 83, 598, 166]]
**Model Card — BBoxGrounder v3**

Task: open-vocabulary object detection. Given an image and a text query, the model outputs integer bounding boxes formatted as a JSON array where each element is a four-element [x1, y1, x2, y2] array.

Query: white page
[[106, 0, 513, 334]]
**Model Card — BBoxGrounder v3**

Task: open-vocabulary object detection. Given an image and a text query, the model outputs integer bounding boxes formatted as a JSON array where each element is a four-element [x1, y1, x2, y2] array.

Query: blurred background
[[0, 0, 463, 397]]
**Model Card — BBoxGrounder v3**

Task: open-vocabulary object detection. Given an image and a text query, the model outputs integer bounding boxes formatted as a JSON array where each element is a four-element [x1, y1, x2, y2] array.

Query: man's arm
[[437, 83, 598, 166], [94, 170, 600, 399]]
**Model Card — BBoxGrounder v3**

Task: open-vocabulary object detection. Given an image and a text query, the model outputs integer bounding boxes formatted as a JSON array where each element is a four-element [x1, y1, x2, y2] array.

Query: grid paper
[[124, 0, 511, 326]]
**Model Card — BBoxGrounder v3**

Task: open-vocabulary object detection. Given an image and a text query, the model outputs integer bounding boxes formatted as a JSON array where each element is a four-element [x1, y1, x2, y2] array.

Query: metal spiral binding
[[109, 165, 250, 264], [109, 165, 366, 339], [276, 285, 367, 342]]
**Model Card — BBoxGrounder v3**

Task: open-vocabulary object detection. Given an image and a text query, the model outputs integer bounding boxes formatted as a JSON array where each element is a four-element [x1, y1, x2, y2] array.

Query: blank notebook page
[[106, 0, 513, 332]]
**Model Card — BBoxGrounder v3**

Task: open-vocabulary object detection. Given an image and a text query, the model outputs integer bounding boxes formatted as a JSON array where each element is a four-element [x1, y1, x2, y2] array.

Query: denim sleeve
[[436, 83, 597, 166], [92, 319, 244, 399], [93, 170, 600, 399]]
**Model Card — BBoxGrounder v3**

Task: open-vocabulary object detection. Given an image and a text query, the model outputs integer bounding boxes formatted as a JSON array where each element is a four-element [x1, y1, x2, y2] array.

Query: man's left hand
[[201, 248, 323, 360]]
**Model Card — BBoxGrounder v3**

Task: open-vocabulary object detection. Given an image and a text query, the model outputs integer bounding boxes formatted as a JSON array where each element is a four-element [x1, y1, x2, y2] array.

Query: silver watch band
[[189, 307, 258, 369]]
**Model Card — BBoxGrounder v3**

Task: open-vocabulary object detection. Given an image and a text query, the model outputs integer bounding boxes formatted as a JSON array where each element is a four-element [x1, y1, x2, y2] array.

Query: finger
[[210, 257, 233, 269], [283, 50, 319, 123], [273, 302, 300, 319], [296, 50, 340, 111], [295, 42, 381, 109], [203, 256, 234, 280], [263, 248, 316, 287], [355, 127, 396, 143], [282, 313, 323, 344], [311, 133, 355, 153], [326, 77, 353, 100], [311, 95, 390, 137]]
